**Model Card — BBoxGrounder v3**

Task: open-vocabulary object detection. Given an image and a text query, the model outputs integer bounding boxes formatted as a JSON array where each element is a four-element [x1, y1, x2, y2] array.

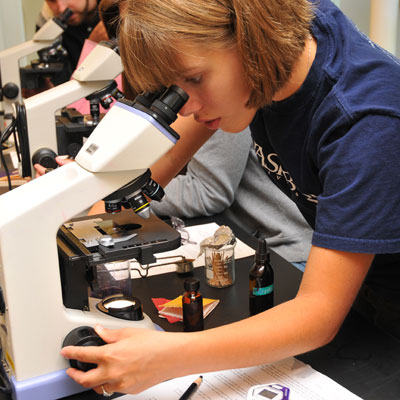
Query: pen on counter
[[178, 376, 203, 400]]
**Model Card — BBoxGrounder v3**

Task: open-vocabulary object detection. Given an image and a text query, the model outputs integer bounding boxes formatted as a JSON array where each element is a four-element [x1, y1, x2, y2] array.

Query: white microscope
[[0, 85, 188, 400], [11, 39, 123, 178], [0, 9, 73, 127]]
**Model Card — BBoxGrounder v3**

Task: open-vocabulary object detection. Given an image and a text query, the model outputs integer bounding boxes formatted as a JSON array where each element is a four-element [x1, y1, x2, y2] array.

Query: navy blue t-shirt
[[250, 0, 400, 293]]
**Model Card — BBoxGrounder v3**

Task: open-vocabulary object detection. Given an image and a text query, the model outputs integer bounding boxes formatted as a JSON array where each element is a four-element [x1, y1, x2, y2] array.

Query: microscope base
[[7, 307, 156, 400], [10, 369, 86, 400]]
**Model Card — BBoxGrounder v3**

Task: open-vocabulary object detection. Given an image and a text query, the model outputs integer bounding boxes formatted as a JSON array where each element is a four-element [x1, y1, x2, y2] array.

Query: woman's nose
[[178, 97, 202, 117]]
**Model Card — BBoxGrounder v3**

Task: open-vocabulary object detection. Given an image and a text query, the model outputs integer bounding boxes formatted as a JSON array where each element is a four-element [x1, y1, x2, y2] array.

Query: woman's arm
[[151, 115, 215, 187], [150, 128, 252, 218], [61, 245, 374, 395]]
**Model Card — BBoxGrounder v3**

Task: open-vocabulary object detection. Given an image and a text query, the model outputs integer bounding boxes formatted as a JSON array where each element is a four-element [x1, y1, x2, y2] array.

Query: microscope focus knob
[[62, 326, 106, 371], [31, 148, 58, 170], [2, 82, 19, 100]]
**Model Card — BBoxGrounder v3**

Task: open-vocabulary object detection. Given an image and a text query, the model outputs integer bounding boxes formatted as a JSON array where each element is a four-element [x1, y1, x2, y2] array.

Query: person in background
[[150, 127, 312, 266], [35, 0, 107, 85], [56, 0, 400, 396]]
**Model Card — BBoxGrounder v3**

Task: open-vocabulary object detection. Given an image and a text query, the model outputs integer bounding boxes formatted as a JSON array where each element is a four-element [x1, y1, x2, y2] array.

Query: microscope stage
[[58, 210, 181, 265]]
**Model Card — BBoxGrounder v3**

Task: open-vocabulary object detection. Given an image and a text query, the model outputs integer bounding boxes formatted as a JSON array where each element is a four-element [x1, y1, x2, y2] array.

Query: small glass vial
[[182, 278, 204, 332]]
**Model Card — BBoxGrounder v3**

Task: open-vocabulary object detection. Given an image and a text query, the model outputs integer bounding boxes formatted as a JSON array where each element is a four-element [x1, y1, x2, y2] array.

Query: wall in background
[[333, 0, 371, 35], [0, 0, 25, 51], [333, 0, 399, 56], [22, 0, 45, 43], [0, 0, 43, 65]]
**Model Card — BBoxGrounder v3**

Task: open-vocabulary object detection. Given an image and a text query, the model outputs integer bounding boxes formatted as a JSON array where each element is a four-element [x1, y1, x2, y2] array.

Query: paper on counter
[[120, 357, 362, 400], [154, 296, 220, 322], [130, 223, 254, 279]]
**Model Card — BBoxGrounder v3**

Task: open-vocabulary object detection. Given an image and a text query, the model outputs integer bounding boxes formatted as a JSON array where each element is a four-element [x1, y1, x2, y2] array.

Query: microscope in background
[[52, 78, 124, 160], [19, 37, 70, 93], [0, 85, 188, 400], [10, 40, 123, 178], [0, 9, 72, 126]]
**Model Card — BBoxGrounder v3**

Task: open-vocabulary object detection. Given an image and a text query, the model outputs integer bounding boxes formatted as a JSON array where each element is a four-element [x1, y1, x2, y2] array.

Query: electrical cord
[[0, 116, 16, 145], [0, 117, 17, 191], [12, 130, 21, 163], [14, 103, 31, 178]]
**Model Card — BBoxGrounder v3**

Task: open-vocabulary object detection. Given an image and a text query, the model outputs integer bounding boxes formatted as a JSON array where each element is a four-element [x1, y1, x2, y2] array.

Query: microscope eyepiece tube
[[150, 85, 189, 125], [134, 90, 164, 109], [54, 8, 73, 29]]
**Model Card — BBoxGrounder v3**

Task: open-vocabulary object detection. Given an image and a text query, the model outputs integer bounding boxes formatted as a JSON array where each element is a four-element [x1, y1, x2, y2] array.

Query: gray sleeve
[[150, 128, 252, 218]]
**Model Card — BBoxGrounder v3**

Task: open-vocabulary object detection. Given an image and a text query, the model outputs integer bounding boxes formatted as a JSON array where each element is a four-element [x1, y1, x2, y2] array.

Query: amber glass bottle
[[182, 277, 204, 332]]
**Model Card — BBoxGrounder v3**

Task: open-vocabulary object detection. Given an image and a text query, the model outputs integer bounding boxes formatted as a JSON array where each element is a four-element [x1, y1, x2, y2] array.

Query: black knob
[[62, 326, 106, 371], [67, 143, 82, 159], [31, 148, 58, 169], [2, 83, 19, 100]]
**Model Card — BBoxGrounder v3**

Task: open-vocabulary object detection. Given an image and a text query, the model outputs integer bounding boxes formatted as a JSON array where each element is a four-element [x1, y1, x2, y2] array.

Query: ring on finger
[[102, 384, 114, 397]]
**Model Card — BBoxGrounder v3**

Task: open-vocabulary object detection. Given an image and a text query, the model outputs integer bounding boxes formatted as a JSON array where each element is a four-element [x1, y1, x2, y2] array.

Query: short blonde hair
[[103, 0, 314, 108]]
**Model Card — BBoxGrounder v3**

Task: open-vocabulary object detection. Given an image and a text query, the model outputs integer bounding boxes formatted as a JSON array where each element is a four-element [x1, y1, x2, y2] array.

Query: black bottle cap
[[255, 238, 269, 264], [184, 277, 200, 292]]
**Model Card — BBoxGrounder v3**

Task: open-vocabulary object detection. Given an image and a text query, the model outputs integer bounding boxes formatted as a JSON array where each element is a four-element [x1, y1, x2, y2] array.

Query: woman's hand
[[61, 325, 187, 395], [33, 156, 74, 177]]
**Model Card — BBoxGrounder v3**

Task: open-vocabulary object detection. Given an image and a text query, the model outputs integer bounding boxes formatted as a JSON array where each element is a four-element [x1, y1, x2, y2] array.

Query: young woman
[[61, 0, 400, 396]]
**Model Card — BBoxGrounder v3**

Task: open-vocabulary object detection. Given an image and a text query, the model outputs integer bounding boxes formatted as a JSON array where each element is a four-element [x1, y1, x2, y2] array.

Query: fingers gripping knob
[[62, 326, 106, 371], [31, 148, 58, 170]]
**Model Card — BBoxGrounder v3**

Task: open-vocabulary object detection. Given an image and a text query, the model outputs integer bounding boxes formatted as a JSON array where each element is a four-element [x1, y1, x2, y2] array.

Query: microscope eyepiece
[[150, 85, 189, 125], [58, 8, 73, 24]]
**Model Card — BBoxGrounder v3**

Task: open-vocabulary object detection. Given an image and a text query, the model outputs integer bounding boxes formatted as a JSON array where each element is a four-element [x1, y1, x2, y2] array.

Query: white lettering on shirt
[[254, 142, 318, 204]]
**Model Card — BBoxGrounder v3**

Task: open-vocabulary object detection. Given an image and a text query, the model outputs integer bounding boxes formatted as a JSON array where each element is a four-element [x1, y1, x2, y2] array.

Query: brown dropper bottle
[[182, 277, 204, 332]]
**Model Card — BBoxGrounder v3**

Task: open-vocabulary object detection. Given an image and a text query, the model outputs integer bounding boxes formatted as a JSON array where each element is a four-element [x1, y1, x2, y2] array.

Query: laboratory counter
[[64, 215, 400, 400]]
